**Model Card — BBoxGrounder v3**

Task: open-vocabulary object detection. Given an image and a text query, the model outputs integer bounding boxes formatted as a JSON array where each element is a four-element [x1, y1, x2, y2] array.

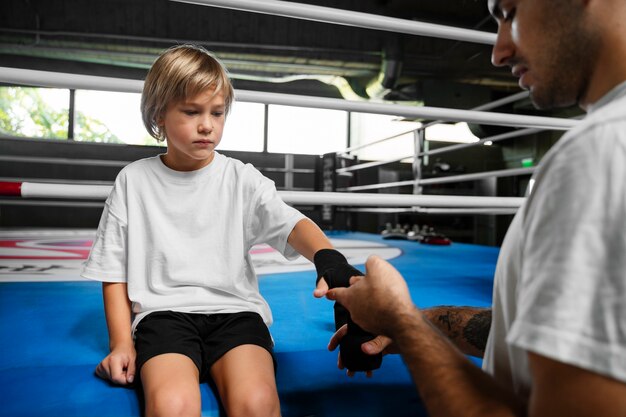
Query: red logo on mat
[[0, 239, 93, 260]]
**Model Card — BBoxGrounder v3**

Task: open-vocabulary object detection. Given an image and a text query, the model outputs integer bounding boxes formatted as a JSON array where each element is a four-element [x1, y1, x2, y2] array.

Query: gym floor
[[0, 229, 497, 417]]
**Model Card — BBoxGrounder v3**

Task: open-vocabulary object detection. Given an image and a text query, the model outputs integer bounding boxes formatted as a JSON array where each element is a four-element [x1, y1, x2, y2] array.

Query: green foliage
[[74, 112, 122, 144], [0, 86, 122, 143], [0, 87, 68, 139]]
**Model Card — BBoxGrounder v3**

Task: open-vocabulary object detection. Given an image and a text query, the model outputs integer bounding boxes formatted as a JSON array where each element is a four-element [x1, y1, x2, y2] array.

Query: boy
[[82, 44, 365, 417]]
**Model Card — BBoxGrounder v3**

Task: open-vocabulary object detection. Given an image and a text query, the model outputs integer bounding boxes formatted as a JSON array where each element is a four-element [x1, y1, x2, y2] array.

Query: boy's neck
[[160, 152, 216, 172]]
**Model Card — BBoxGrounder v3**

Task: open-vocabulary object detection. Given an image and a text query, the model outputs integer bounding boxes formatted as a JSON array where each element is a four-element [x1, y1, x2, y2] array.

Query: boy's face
[[159, 87, 226, 171]]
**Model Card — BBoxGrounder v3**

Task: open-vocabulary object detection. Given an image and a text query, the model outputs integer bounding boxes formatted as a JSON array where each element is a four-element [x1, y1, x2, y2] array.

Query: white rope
[[21, 182, 112, 200], [0, 67, 578, 130], [340, 91, 531, 155], [418, 167, 534, 186], [0, 154, 130, 168], [339, 207, 518, 215], [471, 91, 530, 111], [171, 0, 497, 45], [338, 167, 535, 192], [278, 191, 523, 208], [10, 182, 524, 208], [336, 127, 543, 174]]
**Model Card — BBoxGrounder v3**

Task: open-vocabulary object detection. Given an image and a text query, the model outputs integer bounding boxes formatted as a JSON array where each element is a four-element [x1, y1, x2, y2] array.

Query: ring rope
[[339, 207, 518, 215], [338, 167, 535, 192], [339, 91, 531, 155], [171, 0, 497, 45], [336, 127, 543, 174], [0, 67, 579, 130], [0, 181, 524, 209]]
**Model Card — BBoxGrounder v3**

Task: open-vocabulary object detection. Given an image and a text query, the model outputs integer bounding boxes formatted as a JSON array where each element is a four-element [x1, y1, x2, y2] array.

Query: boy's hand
[[313, 249, 383, 372], [313, 276, 329, 298], [95, 344, 136, 385], [328, 324, 398, 377]]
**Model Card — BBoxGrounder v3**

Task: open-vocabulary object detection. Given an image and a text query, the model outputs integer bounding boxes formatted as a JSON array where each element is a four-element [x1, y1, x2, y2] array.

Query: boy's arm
[[286, 218, 333, 262], [95, 282, 136, 385]]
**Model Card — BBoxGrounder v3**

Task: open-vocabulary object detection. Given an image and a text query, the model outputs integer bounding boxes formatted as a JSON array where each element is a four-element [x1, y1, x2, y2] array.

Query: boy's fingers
[[313, 278, 329, 298], [336, 352, 346, 370], [95, 362, 106, 379], [328, 324, 348, 351], [313, 288, 327, 298], [126, 359, 136, 384], [109, 358, 128, 385]]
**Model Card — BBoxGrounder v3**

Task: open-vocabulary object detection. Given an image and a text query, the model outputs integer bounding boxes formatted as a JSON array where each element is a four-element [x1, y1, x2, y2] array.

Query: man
[[324, 0, 626, 415]]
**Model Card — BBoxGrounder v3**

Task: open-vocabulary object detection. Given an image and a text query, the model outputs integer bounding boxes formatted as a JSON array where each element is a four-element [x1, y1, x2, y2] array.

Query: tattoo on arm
[[463, 310, 492, 355], [428, 307, 492, 357]]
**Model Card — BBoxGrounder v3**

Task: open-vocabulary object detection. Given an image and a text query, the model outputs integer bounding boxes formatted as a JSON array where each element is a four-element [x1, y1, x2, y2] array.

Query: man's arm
[[392, 308, 523, 417], [330, 306, 491, 360], [327, 256, 524, 417], [527, 352, 626, 417], [328, 256, 626, 417], [423, 306, 491, 358], [95, 282, 136, 385]]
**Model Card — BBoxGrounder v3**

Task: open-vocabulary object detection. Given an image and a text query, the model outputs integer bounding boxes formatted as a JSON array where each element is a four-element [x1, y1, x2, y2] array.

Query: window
[[0, 86, 69, 139], [74, 90, 158, 145], [425, 122, 480, 143], [220, 102, 265, 152], [350, 112, 420, 162], [4, 86, 478, 160], [267, 105, 348, 154]]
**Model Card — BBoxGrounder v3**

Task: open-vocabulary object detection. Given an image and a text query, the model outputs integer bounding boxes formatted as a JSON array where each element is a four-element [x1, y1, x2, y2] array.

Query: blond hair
[[141, 44, 234, 141]]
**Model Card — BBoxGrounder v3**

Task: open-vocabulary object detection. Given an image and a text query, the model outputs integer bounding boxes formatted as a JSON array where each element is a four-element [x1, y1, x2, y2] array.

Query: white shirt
[[81, 152, 305, 332], [483, 81, 626, 399]]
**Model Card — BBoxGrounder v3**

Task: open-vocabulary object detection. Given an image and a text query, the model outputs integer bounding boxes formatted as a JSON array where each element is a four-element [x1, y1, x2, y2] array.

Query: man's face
[[489, 0, 596, 109]]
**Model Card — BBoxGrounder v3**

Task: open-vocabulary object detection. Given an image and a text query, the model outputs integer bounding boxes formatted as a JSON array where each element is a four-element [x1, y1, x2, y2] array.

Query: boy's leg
[[141, 353, 201, 417], [210, 344, 281, 417]]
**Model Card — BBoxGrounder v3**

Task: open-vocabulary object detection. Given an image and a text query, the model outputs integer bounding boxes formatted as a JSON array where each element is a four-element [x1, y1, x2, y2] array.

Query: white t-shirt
[[483, 81, 626, 400], [81, 152, 306, 332]]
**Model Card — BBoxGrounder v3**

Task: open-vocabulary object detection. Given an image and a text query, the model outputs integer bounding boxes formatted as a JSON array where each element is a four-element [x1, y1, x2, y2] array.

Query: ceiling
[[0, 0, 549, 117]]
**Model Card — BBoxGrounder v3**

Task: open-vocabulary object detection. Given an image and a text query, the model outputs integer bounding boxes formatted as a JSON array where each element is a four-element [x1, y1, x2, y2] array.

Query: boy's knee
[[146, 389, 200, 417], [226, 383, 280, 417]]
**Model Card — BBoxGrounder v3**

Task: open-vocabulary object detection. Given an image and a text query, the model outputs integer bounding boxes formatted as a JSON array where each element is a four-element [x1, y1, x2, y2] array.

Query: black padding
[[314, 249, 383, 372]]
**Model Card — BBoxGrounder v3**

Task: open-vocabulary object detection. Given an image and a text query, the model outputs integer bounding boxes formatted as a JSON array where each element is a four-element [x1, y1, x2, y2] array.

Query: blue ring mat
[[0, 231, 498, 417]]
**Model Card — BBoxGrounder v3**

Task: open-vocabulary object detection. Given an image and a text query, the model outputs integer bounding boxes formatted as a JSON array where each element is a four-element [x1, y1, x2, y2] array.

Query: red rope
[[0, 182, 23, 196]]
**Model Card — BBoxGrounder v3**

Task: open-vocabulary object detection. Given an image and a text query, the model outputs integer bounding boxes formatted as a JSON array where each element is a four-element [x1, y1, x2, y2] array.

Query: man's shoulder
[[583, 90, 626, 131]]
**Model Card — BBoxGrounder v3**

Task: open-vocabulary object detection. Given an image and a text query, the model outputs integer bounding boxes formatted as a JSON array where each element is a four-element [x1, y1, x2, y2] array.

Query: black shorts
[[134, 310, 275, 382]]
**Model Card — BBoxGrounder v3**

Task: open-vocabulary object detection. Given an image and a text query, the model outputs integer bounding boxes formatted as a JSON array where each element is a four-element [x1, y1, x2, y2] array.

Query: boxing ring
[[0, 229, 498, 417], [0, 1, 578, 416]]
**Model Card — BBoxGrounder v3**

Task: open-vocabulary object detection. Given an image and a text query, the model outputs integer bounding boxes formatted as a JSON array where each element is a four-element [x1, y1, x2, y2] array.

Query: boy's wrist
[[313, 249, 363, 288], [109, 337, 134, 352]]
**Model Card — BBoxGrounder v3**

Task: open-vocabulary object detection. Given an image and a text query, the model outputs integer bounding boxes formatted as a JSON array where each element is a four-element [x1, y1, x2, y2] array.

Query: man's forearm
[[423, 307, 491, 358], [392, 308, 523, 417]]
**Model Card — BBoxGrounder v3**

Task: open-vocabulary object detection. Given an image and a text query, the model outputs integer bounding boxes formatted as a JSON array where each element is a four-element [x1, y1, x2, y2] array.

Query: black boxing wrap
[[314, 249, 383, 372]]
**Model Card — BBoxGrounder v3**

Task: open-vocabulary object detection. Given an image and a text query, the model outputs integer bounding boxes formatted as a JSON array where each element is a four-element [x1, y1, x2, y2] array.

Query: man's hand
[[326, 255, 416, 337], [95, 343, 136, 385]]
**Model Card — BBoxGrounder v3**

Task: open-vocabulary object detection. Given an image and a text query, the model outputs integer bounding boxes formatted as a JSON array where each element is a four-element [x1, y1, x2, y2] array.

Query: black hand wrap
[[314, 249, 383, 372]]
